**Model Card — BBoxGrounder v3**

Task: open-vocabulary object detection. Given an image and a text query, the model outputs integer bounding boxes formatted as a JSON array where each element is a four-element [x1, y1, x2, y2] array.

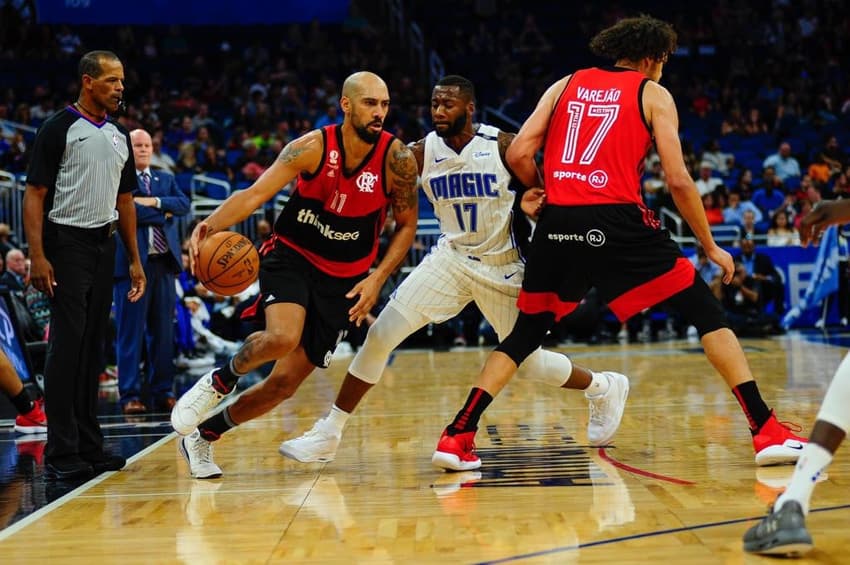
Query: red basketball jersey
[[543, 67, 652, 206], [274, 125, 394, 277]]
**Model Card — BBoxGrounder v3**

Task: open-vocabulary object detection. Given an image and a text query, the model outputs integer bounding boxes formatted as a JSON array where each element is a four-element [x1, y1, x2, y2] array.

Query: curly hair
[[589, 15, 677, 63]]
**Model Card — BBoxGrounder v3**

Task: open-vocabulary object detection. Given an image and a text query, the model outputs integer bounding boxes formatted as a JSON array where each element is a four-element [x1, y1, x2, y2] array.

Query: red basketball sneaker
[[432, 430, 481, 471], [753, 412, 807, 466], [15, 398, 47, 434]]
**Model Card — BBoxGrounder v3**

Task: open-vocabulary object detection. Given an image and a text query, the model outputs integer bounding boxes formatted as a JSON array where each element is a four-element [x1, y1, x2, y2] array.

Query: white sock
[[324, 404, 350, 435], [584, 372, 610, 397], [775, 442, 833, 515]]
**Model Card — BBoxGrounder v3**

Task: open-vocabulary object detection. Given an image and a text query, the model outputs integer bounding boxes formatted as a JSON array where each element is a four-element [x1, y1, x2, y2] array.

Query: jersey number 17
[[561, 102, 620, 165]]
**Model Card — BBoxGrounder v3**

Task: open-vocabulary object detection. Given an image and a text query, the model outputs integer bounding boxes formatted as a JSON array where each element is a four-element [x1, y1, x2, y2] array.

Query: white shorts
[[389, 239, 524, 339]]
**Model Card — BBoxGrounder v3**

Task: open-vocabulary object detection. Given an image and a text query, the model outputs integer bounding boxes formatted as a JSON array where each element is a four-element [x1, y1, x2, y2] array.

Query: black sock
[[10, 388, 34, 415], [198, 407, 237, 441], [446, 387, 493, 436], [732, 381, 772, 433], [213, 358, 243, 392]]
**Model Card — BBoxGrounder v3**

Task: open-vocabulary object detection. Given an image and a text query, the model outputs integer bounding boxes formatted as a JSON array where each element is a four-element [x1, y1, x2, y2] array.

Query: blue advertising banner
[[736, 244, 838, 328], [779, 226, 840, 329], [36, 0, 349, 25], [688, 243, 838, 328]]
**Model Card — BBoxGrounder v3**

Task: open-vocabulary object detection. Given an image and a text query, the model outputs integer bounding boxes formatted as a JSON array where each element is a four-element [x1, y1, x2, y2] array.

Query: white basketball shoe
[[586, 372, 630, 446], [279, 418, 342, 463]]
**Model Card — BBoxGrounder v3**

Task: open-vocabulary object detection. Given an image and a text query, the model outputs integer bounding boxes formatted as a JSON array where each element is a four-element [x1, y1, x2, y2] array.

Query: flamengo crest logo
[[356, 171, 379, 192]]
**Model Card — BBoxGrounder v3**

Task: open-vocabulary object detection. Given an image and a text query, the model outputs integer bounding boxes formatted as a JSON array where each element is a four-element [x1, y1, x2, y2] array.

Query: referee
[[24, 50, 147, 480]]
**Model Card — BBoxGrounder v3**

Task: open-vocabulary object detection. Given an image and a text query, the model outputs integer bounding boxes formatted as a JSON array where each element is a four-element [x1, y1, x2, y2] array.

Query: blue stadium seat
[[174, 172, 193, 195], [784, 176, 802, 192], [226, 149, 242, 167], [739, 134, 773, 153], [719, 135, 743, 152], [205, 184, 229, 199], [204, 171, 229, 183]]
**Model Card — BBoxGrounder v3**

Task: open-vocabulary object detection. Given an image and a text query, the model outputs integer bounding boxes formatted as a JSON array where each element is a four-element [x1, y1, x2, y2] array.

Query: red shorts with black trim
[[518, 204, 696, 322]]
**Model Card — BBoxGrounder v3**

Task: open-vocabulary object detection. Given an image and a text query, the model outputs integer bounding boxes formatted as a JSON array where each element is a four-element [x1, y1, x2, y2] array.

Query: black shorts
[[519, 204, 696, 322], [256, 242, 363, 368]]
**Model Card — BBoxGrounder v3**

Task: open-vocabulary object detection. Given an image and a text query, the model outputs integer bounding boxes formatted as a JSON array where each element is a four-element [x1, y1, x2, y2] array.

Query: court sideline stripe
[[0, 432, 177, 542], [473, 503, 850, 565], [598, 447, 696, 485]]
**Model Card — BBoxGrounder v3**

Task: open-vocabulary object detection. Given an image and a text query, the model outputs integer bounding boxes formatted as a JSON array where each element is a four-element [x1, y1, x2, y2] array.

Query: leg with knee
[[228, 349, 315, 424], [231, 303, 306, 374], [338, 304, 429, 412]]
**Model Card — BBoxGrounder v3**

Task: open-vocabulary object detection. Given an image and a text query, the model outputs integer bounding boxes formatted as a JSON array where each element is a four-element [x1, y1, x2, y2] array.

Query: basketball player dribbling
[[170, 71, 420, 479], [280, 75, 629, 469]]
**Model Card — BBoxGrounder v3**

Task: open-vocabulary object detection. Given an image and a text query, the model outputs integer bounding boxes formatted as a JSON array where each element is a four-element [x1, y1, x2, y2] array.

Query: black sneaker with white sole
[[743, 501, 813, 556]]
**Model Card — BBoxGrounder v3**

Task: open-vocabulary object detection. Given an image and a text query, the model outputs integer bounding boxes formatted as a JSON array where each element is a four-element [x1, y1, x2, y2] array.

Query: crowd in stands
[[3, 1, 850, 357], [409, 0, 850, 245], [2, 2, 848, 241], [0, 4, 432, 195]]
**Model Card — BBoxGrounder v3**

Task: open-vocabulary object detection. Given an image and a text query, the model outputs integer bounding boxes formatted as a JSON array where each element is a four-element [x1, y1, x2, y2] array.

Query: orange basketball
[[196, 231, 260, 296]]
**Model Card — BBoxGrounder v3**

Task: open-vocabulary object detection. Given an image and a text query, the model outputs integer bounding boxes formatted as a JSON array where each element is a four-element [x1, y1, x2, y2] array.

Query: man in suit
[[114, 128, 190, 414], [0, 249, 27, 291], [1, 248, 46, 344]]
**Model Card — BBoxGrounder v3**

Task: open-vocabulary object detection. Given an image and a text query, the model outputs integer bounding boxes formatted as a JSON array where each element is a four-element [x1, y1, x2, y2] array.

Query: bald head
[[130, 128, 153, 170], [130, 129, 152, 145], [341, 71, 387, 100]]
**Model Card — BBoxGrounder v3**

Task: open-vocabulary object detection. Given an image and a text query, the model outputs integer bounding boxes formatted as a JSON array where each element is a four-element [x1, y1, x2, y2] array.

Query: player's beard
[[354, 120, 382, 144], [436, 113, 467, 138]]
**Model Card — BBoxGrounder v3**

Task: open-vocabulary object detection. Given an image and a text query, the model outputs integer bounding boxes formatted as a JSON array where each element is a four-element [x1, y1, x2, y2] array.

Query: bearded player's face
[[348, 90, 390, 144], [432, 86, 472, 138]]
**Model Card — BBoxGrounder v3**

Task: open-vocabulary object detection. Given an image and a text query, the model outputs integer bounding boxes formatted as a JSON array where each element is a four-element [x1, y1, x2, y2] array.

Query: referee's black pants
[[43, 222, 116, 463]]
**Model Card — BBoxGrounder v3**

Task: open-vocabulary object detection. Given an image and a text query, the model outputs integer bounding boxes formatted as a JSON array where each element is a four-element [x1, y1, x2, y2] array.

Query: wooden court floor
[[0, 333, 848, 564]]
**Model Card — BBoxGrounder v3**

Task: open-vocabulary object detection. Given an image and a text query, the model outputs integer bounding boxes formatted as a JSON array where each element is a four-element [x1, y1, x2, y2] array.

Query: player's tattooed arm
[[204, 129, 322, 231], [407, 137, 426, 175], [388, 141, 419, 213], [276, 143, 307, 165], [369, 139, 419, 284], [275, 129, 322, 168]]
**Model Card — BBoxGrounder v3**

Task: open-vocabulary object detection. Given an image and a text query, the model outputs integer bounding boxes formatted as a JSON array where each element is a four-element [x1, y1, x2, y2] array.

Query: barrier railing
[[190, 174, 231, 200], [0, 171, 25, 248]]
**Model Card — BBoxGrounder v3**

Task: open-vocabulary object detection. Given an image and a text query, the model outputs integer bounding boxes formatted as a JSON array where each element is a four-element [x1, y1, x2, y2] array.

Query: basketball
[[195, 231, 260, 296]]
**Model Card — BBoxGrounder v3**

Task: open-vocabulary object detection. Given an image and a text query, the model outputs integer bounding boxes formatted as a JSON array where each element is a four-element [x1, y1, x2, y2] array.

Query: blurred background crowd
[[2, 0, 850, 385], [2, 1, 849, 219]]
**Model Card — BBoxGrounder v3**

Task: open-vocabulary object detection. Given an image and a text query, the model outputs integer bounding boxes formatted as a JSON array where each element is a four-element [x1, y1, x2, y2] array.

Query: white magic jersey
[[421, 124, 518, 260], [347, 126, 567, 387]]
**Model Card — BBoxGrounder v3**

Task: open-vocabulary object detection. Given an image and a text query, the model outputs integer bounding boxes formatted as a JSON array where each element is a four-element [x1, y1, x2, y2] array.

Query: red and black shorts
[[243, 240, 363, 368], [519, 204, 697, 322]]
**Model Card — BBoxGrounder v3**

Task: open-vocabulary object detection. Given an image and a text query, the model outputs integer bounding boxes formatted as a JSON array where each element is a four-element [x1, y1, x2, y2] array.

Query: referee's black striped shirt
[[26, 106, 136, 229]]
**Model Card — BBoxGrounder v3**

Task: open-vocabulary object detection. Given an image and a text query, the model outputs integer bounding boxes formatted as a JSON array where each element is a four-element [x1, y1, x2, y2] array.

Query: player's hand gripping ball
[[195, 231, 260, 296]]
